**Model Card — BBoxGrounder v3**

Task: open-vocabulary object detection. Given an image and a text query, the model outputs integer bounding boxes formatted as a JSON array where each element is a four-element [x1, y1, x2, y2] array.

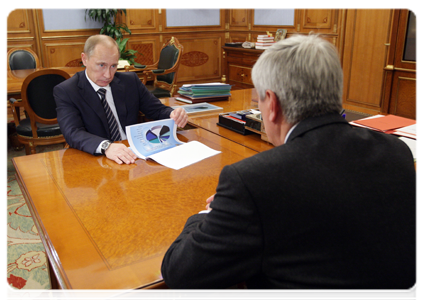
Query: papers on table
[[350, 114, 416, 133], [171, 102, 223, 115], [178, 83, 232, 99], [126, 119, 221, 170], [350, 114, 416, 139], [144, 140, 221, 170], [393, 124, 416, 139]]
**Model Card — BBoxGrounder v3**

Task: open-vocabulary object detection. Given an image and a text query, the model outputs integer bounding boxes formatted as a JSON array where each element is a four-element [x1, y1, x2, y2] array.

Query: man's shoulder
[[56, 70, 83, 89], [114, 70, 139, 81], [229, 146, 287, 174]]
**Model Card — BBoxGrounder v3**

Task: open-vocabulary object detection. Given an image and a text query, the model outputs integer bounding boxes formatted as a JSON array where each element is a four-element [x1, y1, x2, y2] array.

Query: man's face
[[81, 43, 120, 87]]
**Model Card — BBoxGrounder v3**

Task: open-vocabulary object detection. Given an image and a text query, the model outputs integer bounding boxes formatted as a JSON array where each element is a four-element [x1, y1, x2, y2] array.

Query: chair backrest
[[8, 48, 40, 70], [21, 69, 70, 122], [156, 44, 180, 84], [154, 37, 183, 86]]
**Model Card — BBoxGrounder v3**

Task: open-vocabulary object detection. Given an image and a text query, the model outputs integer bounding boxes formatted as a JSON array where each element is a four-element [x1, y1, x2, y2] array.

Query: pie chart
[[146, 125, 171, 144]]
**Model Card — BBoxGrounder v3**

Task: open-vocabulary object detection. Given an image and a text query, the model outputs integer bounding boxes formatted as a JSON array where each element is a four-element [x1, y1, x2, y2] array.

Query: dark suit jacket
[[161, 113, 416, 289], [54, 71, 173, 154]]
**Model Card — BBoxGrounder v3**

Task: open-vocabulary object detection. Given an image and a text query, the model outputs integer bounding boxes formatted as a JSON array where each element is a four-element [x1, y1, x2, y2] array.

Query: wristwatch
[[100, 140, 112, 155]]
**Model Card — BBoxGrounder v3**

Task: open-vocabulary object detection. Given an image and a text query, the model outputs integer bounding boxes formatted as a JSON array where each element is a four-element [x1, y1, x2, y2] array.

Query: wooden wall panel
[[125, 10, 159, 32], [176, 35, 223, 82], [7, 9, 39, 54], [342, 9, 392, 114], [301, 9, 333, 30], [127, 36, 159, 65], [388, 72, 416, 119], [382, 10, 416, 119], [229, 9, 249, 30], [42, 40, 85, 67], [7, 10, 32, 33]]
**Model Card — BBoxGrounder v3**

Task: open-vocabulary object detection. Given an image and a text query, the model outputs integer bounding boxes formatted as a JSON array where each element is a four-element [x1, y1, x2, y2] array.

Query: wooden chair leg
[[28, 142, 36, 155], [24, 145, 31, 155]]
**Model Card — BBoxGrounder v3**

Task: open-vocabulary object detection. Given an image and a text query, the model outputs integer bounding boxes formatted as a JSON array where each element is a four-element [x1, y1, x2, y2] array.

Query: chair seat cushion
[[16, 118, 63, 138], [146, 86, 171, 98]]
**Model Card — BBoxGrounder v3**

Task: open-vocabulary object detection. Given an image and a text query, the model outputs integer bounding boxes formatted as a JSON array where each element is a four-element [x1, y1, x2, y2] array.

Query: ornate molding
[[181, 51, 209, 67]]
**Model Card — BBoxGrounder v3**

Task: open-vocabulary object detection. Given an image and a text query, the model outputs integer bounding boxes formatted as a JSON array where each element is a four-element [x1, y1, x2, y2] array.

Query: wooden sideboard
[[221, 46, 263, 89]]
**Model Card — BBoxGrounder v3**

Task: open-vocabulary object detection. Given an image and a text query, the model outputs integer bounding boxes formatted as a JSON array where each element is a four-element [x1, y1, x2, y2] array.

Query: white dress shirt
[[84, 71, 127, 153]]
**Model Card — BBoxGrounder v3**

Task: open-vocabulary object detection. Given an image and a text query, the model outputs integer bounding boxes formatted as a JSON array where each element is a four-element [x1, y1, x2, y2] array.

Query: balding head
[[83, 34, 120, 58]]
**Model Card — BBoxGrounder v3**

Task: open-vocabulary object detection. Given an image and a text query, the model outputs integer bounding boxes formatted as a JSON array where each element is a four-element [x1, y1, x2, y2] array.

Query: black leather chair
[[8, 69, 70, 155], [136, 37, 183, 98], [7, 48, 40, 70]]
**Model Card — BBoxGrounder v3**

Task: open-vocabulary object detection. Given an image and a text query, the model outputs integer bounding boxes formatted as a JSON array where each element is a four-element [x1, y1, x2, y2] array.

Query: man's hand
[[170, 107, 188, 128], [105, 143, 138, 165], [205, 194, 215, 210]]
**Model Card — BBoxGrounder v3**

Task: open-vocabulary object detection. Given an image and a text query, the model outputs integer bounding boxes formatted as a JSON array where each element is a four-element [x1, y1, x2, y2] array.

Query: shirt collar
[[284, 123, 298, 144]]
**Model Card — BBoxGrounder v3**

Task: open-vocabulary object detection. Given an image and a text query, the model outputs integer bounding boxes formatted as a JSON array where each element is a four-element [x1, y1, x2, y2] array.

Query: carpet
[[6, 143, 64, 290], [5, 136, 250, 300]]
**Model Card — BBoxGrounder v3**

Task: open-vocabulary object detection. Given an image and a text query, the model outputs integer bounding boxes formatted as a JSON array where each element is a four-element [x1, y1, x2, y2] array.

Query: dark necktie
[[97, 88, 121, 141]]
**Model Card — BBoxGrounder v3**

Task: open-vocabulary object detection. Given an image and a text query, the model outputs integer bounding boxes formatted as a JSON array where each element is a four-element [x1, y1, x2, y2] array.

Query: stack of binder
[[176, 83, 232, 103]]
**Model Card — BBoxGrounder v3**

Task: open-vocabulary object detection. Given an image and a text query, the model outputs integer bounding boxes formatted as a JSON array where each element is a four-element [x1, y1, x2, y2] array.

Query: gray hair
[[83, 34, 120, 58], [252, 34, 343, 124]]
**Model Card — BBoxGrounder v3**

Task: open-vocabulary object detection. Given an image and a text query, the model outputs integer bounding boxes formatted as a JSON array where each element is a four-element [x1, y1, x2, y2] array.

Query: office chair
[[137, 37, 183, 98], [8, 69, 70, 155], [7, 48, 40, 70]]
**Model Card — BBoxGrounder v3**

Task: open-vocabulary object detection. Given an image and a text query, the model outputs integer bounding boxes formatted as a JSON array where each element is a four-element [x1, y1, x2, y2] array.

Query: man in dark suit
[[54, 34, 188, 164], [161, 35, 416, 289]]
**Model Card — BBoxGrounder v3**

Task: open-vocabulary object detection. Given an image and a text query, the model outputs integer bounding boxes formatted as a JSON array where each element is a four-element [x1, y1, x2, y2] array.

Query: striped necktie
[[97, 88, 121, 141]]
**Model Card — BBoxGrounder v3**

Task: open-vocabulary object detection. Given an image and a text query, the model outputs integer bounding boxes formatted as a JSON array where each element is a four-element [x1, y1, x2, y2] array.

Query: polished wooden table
[[162, 89, 274, 152], [13, 128, 258, 289]]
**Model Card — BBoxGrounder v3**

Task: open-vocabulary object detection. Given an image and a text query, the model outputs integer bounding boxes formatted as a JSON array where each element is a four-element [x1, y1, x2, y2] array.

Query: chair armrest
[[9, 98, 22, 104], [134, 63, 147, 69], [152, 69, 166, 74], [8, 98, 24, 125]]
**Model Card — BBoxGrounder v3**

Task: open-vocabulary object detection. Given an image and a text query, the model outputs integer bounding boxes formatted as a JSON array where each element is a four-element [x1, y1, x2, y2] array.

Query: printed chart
[[146, 125, 171, 144]]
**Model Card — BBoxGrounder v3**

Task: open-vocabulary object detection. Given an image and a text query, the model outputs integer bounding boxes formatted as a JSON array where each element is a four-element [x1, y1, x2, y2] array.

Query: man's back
[[162, 114, 416, 289], [235, 114, 415, 288]]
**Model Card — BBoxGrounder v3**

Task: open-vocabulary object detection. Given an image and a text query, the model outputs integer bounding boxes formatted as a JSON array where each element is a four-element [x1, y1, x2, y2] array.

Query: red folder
[[352, 114, 416, 132]]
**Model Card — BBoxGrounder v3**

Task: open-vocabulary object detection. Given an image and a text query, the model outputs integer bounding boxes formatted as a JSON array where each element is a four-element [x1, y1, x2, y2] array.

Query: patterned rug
[[5, 132, 250, 300], [6, 143, 64, 290]]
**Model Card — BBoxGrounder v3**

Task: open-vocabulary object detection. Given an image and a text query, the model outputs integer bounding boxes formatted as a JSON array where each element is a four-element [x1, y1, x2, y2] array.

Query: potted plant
[[116, 38, 138, 65], [85, 9, 138, 64]]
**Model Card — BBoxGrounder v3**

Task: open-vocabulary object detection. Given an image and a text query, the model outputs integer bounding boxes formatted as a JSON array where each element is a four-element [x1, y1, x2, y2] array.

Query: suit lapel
[[110, 74, 127, 129], [77, 71, 109, 134]]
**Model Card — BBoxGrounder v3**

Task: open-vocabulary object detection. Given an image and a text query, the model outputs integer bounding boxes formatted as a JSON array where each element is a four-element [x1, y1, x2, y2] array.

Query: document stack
[[176, 83, 232, 103], [255, 35, 275, 49]]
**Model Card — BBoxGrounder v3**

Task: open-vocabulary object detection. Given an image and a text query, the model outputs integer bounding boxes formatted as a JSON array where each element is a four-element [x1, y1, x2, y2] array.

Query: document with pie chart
[[126, 119, 221, 170]]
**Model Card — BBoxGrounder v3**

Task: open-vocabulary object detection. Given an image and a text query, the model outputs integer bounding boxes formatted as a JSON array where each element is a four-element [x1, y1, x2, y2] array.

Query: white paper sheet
[[148, 141, 221, 170]]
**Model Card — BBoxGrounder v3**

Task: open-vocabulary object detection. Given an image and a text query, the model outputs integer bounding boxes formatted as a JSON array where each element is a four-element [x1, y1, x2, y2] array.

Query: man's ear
[[81, 52, 87, 67], [265, 90, 281, 123]]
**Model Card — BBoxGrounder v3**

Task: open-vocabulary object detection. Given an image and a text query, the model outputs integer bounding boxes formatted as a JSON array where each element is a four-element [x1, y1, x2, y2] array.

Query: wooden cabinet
[[221, 46, 263, 89]]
